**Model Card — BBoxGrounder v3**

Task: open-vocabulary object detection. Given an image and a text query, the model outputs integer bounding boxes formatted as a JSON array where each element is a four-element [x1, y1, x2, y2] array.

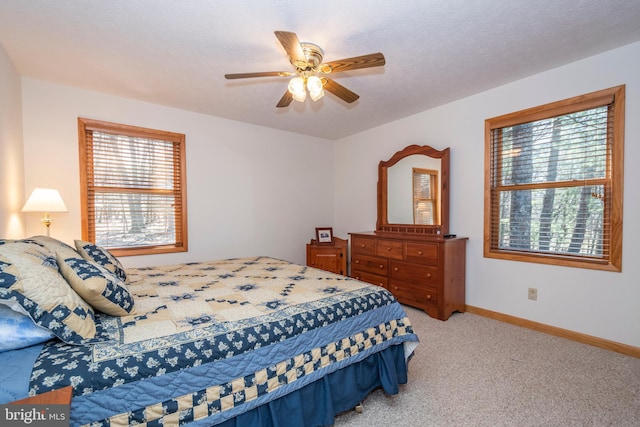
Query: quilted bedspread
[[28, 256, 418, 426]]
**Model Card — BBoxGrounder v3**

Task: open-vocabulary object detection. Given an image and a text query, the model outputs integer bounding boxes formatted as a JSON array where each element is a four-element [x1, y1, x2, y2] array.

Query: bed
[[0, 236, 418, 427]]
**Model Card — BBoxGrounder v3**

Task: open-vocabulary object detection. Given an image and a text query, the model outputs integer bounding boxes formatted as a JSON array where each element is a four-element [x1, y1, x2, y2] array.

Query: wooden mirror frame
[[377, 144, 450, 237]]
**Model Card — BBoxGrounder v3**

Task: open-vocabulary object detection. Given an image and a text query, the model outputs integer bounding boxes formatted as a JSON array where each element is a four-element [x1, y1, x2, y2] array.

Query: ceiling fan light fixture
[[307, 76, 324, 101], [225, 31, 386, 107], [309, 88, 324, 101], [288, 77, 306, 102]]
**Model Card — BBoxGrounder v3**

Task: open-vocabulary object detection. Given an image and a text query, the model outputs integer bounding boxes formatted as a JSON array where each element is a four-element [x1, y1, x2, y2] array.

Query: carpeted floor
[[334, 306, 640, 427]]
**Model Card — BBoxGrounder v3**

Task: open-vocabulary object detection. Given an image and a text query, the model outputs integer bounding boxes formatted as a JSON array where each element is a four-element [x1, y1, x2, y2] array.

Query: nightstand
[[306, 236, 347, 275], [10, 386, 72, 405]]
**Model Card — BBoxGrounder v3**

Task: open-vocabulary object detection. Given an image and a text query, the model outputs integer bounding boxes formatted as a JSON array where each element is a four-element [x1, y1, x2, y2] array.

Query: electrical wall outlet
[[528, 287, 538, 301]]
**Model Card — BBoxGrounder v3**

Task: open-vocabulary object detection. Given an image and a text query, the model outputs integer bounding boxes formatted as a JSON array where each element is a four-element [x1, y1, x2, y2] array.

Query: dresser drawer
[[351, 269, 388, 288], [389, 280, 438, 306], [376, 239, 404, 260], [406, 242, 438, 265], [352, 254, 388, 275], [390, 260, 438, 285], [351, 235, 376, 255]]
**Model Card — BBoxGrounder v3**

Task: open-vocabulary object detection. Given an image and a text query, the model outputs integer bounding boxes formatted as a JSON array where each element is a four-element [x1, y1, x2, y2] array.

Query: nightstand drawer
[[406, 242, 438, 265], [390, 260, 438, 285], [351, 235, 376, 255], [376, 239, 403, 260], [351, 254, 388, 275]]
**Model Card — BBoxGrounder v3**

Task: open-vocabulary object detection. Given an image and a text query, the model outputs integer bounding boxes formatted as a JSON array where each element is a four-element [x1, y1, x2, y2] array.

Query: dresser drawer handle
[[393, 286, 398, 290], [427, 273, 431, 278], [394, 267, 399, 272], [426, 294, 432, 300], [379, 264, 384, 269], [360, 244, 366, 248], [386, 247, 392, 251], [418, 250, 423, 255]]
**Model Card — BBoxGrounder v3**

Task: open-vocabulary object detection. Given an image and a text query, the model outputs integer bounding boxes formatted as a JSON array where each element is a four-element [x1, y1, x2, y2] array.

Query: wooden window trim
[[78, 118, 188, 257], [484, 85, 624, 272]]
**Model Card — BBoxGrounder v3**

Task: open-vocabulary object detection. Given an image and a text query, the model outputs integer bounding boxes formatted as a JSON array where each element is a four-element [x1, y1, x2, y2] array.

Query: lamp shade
[[288, 77, 307, 102], [306, 76, 324, 101], [22, 188, 68, 213]]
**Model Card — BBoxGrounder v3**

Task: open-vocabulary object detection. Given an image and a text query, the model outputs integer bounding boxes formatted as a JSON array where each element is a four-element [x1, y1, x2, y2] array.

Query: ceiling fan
[[224, 31, 386, 108]]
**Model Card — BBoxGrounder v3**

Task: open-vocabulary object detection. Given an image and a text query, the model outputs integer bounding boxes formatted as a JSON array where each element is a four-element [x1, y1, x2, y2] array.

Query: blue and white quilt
[[28, 257, 418, 426]]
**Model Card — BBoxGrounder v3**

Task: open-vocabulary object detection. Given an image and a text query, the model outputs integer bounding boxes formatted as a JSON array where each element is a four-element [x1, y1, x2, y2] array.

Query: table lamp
[[21, 188, 68, 236]]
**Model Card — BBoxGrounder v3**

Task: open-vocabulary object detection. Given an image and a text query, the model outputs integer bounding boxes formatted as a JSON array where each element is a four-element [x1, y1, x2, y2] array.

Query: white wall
[[0, 44, 25, 238], [21, 79, 335, 267], [334, 41, 640, 348]]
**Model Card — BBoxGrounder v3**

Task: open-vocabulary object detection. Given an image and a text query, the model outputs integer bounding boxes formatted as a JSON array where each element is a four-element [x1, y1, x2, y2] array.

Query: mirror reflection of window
[[413, 168, 438, 225], [387, 152, 443, 225]]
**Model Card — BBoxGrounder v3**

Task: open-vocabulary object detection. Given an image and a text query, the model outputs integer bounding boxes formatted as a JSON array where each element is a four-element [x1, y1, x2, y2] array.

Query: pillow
[[0, 239, 96, 344], [24, 235, 80, 260], [75, 240, 126, 282], [57, 254, 134, 316], [0, 303, 55, 352]]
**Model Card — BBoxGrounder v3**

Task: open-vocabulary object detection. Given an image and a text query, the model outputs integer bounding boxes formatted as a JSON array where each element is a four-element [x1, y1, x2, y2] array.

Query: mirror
[[377, 145, 449, 236]]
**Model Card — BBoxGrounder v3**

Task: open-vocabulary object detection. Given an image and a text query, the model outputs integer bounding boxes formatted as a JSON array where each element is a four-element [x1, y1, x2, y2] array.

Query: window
[[484, 85, 624, 271], [413, 168, 439, 225], [78, 118, 188, 256]]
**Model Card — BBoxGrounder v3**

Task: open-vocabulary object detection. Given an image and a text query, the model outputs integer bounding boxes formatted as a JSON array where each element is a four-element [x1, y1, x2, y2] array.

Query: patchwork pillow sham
[[0, 303, 55, 352], [57, 254, 134, 316], [0, 239, 96, 343], [25, 235, 80, 260], [75, 240, 126, 282]]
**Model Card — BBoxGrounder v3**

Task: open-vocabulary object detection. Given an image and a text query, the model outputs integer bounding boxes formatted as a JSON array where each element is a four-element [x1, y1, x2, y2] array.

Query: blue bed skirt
[[195, 343, 408, 427]]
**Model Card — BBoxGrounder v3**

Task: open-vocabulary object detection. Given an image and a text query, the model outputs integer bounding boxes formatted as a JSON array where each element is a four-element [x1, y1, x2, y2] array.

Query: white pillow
[[0, 303, 55, 352]]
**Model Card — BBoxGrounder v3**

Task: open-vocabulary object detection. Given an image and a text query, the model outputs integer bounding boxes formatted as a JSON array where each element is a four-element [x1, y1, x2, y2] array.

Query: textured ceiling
[[1, 1, 640, 140]]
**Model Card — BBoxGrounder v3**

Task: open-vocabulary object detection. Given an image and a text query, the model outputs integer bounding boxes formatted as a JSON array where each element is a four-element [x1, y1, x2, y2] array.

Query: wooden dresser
[[350, 232, 466, 320], [306, 237, 347, 275]]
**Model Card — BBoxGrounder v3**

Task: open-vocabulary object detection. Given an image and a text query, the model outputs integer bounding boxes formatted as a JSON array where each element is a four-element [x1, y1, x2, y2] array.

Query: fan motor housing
[[295, 42, 324, 71]]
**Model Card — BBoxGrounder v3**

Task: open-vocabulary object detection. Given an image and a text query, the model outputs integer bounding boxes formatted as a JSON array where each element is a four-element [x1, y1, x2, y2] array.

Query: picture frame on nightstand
[[315, 227, 334, 245]]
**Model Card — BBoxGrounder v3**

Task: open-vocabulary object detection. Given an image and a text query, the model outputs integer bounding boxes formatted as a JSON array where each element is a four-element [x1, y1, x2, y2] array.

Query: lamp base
[[41, 216, 52, 237]]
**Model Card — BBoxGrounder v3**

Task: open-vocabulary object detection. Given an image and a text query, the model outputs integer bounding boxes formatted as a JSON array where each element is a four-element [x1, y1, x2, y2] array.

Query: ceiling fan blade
[[321, 53, 385, 73], [225, 71, 292, 79], [323, 78, 360, 103], [274, 31, 306, 66], [276, 91, 293, 108]]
